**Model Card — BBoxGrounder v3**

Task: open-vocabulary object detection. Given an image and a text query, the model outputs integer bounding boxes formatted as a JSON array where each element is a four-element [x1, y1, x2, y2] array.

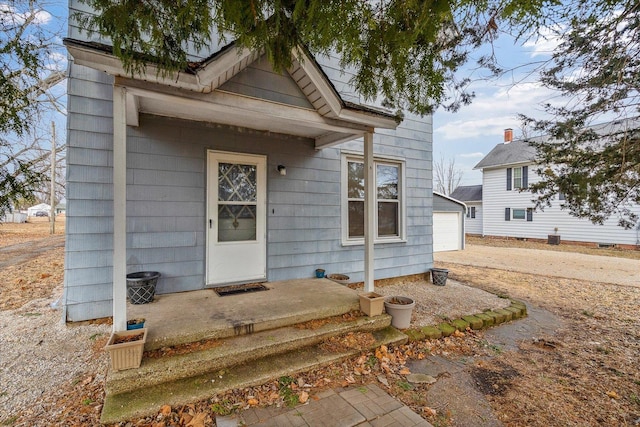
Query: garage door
[[433, 212, 461, 252]]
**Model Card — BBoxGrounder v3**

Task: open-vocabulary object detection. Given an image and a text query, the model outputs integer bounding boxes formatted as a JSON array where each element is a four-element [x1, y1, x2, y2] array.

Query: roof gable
[[219, 56, 313, 109], [433, 191, 466, 208], [64, 38, 399, 148]]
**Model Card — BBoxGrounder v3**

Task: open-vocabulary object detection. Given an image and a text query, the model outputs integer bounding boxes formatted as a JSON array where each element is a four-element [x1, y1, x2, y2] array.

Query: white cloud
[[0, 3, 52, 25], [459, 152, 484, 158], [434, 77, 560, 141], [523, 25, 564, 58]]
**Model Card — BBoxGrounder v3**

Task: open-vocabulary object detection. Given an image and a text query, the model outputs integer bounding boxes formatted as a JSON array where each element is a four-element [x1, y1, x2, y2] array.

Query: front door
[[206, 151, 266, 285]]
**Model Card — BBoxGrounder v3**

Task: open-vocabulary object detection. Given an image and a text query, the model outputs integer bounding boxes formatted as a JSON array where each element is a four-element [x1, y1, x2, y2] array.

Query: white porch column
[[112, 85, 127, 332], [364, 132, 375, 292]]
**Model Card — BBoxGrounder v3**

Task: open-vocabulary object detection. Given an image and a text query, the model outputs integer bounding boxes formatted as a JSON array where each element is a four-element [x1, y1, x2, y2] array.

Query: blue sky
[[432, 30, 561, 186]]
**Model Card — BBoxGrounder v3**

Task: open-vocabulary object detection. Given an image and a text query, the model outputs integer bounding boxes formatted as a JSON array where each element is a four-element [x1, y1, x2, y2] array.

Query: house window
[[466, 206, 476, 219], [512, 208, 526, 220], [507, 166, 528, 190], [344, 155, 405, 244], [513, 167, 523, 189], [558, 192, 566, 201]]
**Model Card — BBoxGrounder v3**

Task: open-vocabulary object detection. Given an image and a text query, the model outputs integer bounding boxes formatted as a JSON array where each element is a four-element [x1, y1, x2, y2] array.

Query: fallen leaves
[[319, 331, 376, 353], [606, 391, 620, 400], [185, 412, 206, 427], [423, 406, 437, 417]]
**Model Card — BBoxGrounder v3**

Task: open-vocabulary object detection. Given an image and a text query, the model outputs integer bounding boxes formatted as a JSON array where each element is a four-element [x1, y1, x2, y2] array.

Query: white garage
[[433, 193, 466, 252]]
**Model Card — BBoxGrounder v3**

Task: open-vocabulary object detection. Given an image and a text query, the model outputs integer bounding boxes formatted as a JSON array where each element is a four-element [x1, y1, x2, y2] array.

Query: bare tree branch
[[434, 155, 464, 196]]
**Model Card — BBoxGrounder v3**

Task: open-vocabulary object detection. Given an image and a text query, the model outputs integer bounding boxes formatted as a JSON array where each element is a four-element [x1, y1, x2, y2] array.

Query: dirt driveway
[[435, 244, 640, 287]]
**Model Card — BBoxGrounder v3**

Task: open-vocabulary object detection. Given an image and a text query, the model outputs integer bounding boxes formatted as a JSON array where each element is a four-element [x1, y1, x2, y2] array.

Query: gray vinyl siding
[[65, 2, 434, 321], [482, 165, 640, 245]]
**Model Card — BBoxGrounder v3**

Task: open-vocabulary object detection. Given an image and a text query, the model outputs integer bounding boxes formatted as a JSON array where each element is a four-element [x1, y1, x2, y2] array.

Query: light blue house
[[63, 3, 435, 330]]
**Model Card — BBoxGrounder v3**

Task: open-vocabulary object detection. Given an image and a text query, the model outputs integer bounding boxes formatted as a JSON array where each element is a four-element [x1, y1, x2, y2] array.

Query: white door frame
[[206, 150, 267, 286]]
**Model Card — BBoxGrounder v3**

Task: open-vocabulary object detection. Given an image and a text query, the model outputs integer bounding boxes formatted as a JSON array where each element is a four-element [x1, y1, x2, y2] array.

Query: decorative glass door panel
[[207, 152, 266, 285], [217, 163, 257, 242]]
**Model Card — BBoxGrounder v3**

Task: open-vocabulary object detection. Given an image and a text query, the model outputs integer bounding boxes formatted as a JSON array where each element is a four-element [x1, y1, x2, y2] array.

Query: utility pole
[[50, 122, 56, 235]]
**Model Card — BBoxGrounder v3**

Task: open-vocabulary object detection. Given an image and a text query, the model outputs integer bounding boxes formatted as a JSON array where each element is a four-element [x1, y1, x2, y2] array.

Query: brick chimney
[[504, 128, 513, 144]]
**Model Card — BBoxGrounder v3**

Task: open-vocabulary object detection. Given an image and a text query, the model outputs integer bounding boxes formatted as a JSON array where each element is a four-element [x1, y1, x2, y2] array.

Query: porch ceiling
[[64, 39, 400, 149], [119, 77, 373, 147]]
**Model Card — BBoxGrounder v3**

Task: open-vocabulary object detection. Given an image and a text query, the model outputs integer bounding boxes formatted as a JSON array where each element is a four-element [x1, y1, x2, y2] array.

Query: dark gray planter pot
[[126, 271, 160, 304], [431, 268, 449, 286]]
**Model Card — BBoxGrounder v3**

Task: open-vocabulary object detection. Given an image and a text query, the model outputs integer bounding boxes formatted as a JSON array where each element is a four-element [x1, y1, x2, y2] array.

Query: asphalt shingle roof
[[473, 139, 537, 170], [450, 185, 482, 202], [474, 118, 640, 170]]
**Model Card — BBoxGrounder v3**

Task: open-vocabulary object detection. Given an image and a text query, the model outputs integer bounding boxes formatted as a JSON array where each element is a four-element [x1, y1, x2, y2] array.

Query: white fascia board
[[292, 46, 344, 117], [336, 108, 398, 130], [196, 46, 260, 90], [292, 47, 398, 130], [67, 45, 202, 91], [474, 160, 537, 170], [315, 131, 364, 149]]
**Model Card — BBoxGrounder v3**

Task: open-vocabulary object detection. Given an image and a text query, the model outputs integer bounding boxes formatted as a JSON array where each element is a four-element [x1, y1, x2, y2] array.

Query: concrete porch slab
[[128, 278, 361, 350]]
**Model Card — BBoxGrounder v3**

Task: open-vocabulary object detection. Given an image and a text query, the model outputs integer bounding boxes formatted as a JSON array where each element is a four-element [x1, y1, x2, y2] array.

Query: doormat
[[214, 283, 269, 297]]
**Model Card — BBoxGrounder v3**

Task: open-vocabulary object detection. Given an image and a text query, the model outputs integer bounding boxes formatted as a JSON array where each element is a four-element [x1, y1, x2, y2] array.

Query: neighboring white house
[[450, 185, 482, 235], [27, 203, 51, 217], [474, 124, 640, 248], [433, 192, 466, 252]]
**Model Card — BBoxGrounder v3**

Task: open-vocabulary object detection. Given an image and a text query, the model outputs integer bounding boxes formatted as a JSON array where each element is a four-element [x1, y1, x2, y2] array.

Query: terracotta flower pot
[[359, 292, 385, 316], [105, 328, 147, 371]]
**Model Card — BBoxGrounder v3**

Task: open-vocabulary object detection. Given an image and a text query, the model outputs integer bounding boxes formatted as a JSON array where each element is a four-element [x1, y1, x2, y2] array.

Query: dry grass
[[0, 219, 65, 248], [0, 221, 66, 310], [437, 262, 640, 426], [468, 235, 640, 260], [0, 247, 64, 310]]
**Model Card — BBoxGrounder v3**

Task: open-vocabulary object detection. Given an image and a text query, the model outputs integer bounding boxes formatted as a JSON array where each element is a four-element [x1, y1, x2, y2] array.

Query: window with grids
[[513, 167, 523, 189], [345, 156, 404, 243]]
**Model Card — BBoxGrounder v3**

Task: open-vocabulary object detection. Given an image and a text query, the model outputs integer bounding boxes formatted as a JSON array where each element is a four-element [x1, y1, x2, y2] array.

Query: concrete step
[[129, 280, 362, 351], [101, 325, 407, 424], [106, 313, 393, 395]]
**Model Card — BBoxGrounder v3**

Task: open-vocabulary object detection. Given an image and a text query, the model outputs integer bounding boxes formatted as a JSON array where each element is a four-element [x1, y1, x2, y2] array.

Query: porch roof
[[64, 38, 400, 149]]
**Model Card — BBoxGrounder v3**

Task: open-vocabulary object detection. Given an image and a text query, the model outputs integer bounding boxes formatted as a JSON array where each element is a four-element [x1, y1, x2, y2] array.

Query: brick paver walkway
[[217, 384, 433, 427]]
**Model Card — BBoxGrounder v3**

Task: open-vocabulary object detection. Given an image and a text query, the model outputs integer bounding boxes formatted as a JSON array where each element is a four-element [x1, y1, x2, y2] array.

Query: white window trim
[[513, 166, 523, 190], [512, 208, 526, 220], [341, 153, 407, 246]]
